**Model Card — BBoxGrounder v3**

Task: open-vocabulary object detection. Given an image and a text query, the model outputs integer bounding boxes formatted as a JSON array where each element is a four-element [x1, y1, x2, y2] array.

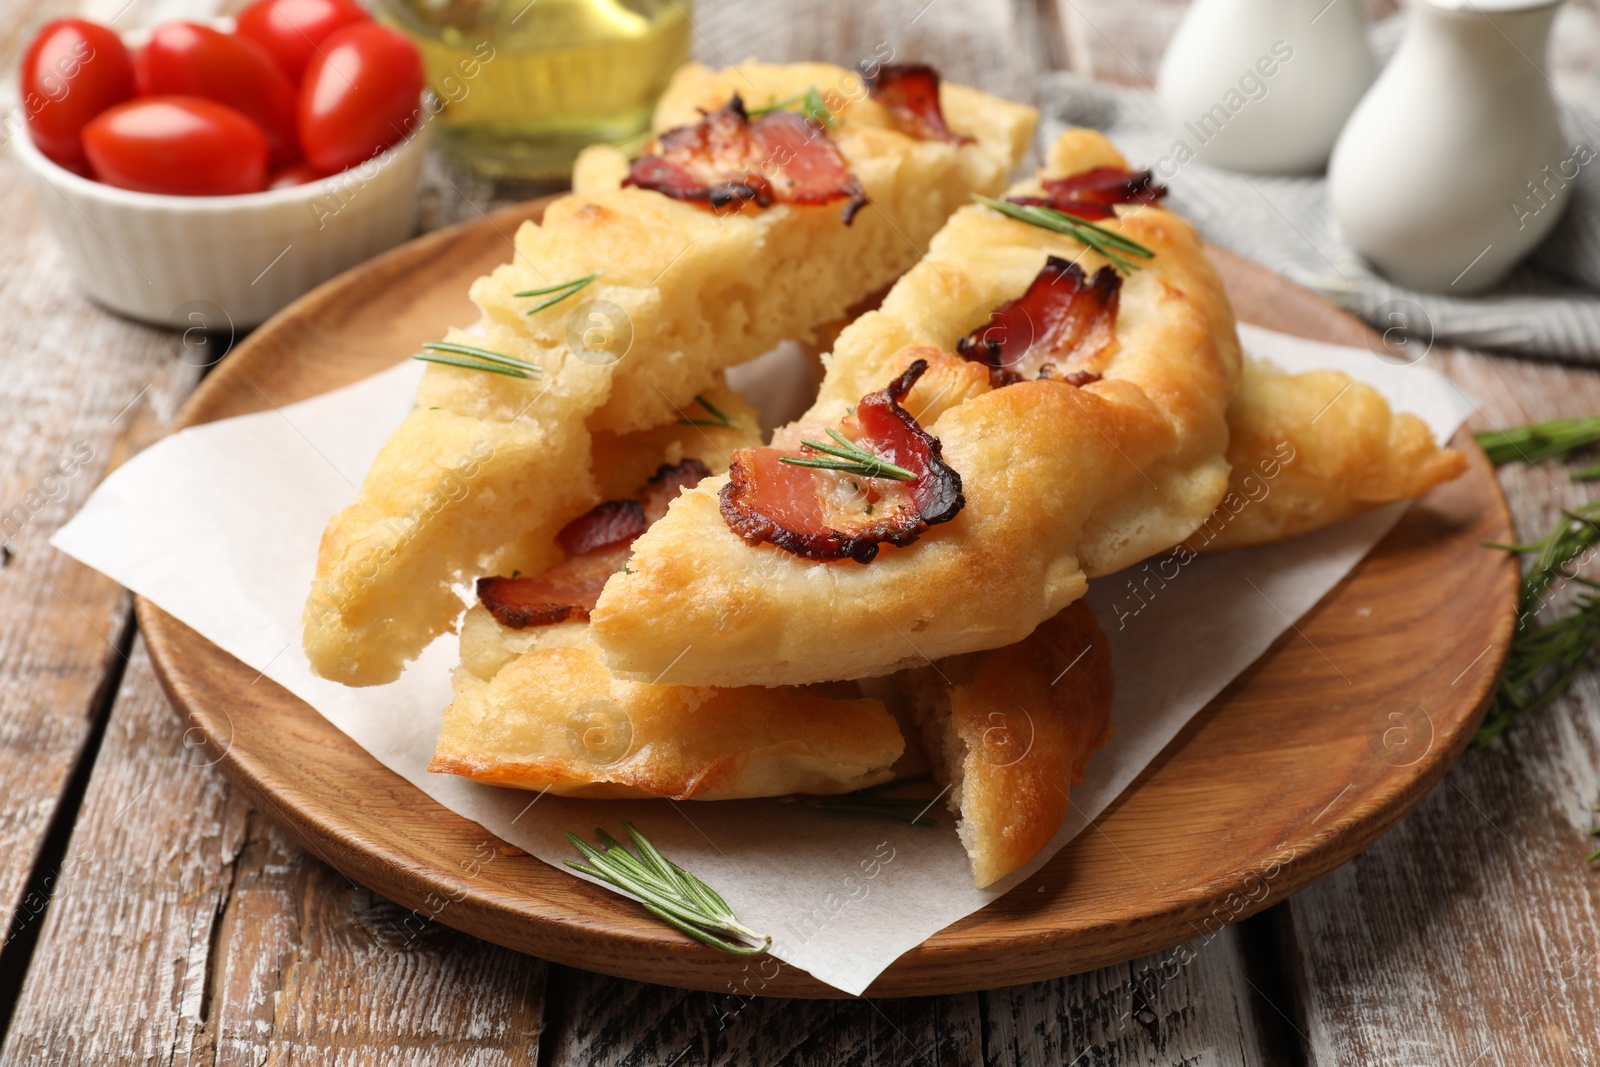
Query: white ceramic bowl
[[13, 98, 429, 329]]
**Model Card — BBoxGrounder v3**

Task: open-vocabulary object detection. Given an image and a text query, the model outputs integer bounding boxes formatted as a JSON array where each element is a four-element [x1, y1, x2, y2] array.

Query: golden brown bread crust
[[897, 601, 1113, 887], [590, 130, 1244, 687], [431, 615, 905, 799], [302, 375, 756, 685], [303, 61, 1037, 686], [1188, 358, 1468, 553], [431, 598, 1112, 890]]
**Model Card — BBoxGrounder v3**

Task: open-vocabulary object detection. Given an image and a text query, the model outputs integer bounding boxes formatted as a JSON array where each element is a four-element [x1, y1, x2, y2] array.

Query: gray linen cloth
[[1037, 71, 1600, 363]]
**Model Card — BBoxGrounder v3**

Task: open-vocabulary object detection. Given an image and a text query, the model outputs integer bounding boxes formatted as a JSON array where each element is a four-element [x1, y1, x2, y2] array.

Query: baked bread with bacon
[[590, 129, 1467, 687], [431, 427, 1112, 831], [431, 396, 1114, 884], [434, 592, 1113, 890], [589, 130, 1242, 687], [303, 61, 1037, 685], [437, 505, 1113, 886], [426, 418, 914, 800]]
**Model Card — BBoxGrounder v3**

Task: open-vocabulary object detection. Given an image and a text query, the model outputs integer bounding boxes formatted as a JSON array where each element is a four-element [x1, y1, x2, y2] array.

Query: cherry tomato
[[298, 23, 422, 174], [235, 0, 369, 83], [83, 97, 268, 196], [135, 23, 299, 165], [20, 19, 135, 169], [266, 161, 323, 188]]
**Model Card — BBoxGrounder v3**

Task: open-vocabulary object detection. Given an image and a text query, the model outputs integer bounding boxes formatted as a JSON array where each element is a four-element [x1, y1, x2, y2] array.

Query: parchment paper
[[51, 325, 1475, 995]]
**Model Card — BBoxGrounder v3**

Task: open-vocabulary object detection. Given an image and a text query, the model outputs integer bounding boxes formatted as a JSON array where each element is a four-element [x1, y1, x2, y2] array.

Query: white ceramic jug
[[1328, 0, 1572, 294], [1157, 0, 1377, 175]]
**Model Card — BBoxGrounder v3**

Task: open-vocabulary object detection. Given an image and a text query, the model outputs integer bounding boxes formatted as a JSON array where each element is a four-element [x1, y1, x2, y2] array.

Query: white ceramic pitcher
[[1157, 0, 1377, 174], [1328, 0, 1573, 294]]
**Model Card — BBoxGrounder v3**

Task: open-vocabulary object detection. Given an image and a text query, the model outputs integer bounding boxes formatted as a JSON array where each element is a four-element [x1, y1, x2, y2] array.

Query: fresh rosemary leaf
[[746, 90, 804, 117], [779, 431, 916, 481], [748, 86, 833, 127], [974, 194, 1155, 274], [419, 340, 540, 375], [565, 823, 770, 955], [413, 353, 532, 379], [514, 270, 602, 315], [802, 86, 834, 128], [1476, 416, 1600, 468], [677, 394, 737, 428], [811, 774, 940, 826], [1476, 501, 1600, 745]]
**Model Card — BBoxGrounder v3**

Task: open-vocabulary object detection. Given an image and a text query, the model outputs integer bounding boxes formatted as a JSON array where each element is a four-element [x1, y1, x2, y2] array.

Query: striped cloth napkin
[[1037, 70, 1600, 363]]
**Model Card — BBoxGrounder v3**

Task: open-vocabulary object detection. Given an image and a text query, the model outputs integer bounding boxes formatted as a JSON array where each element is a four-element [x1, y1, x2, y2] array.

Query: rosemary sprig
[[514, 270, 602, 315], [780, 428, 915, 480], [748, 86, 833, 127], [1476, 416, 1600, 481], [566, 823, 770, 955], [677, 394, 737, 428], [1476, 500, 1600, 745], [1477, 416, 1600, 466], [413, 340, 540, 379], [974, 195, 1155, 274], [811, 774, 941, 826]]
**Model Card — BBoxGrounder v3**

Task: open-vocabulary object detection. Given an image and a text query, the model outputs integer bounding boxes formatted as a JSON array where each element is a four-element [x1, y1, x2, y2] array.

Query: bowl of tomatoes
[[13, 0, 431, 328]]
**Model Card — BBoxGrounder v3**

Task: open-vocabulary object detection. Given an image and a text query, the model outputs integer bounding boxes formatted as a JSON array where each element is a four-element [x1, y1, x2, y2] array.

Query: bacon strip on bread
[[956, 255, 1118, 387], [868, 63, 973, 145], [719, 361, 963, 563], [478, 459, 710, 629], [1007, 166, 1167, 220], [625, 96, 867, 222]]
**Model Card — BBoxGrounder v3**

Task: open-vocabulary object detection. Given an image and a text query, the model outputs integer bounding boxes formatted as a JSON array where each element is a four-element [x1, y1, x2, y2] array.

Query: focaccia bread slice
[[894, 601, 1112, 887], [1186, 357, 1468, 552], [305, 62, 1037, 685], [590, 129, 1243, 687], [303, 373, 756, 684], [430, 608, 905, 799], [433, 596, 1113, 891]]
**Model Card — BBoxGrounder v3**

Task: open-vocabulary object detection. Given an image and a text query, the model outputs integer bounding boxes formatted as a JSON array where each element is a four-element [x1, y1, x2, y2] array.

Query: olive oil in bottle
[[379, 0, 690, 180]]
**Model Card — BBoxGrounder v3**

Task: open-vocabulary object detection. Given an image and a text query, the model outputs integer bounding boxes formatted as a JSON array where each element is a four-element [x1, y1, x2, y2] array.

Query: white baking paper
[[51, 325, 1475, 995]]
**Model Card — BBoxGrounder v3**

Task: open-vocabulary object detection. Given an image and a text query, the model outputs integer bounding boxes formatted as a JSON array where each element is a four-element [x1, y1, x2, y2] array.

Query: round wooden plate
[[137, 199, 1517, 998]]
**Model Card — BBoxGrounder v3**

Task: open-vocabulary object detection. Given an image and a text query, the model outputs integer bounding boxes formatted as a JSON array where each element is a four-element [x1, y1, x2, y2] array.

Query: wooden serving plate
[[137, 199, 1518, 998]]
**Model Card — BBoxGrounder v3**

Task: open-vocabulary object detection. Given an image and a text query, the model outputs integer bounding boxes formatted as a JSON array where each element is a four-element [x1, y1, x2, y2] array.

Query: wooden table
[[4, 0, 1600, 1062]]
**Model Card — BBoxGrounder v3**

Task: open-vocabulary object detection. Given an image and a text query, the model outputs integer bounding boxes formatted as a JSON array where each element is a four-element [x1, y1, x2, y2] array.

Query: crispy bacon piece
[[623, 96, 868, 223], [957, 255, 1120, 388], [867, 63, 972, 145], [638, 458, 710, 523], [719, 360, 964, 564], [479, 460, 711, 629], [556, 500, 646, 557], [477, 546, 631, 629], [1008, 167, 1168, 221]]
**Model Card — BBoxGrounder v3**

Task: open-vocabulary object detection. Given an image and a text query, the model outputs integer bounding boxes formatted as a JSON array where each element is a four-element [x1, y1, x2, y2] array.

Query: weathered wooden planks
[[983, 923, 1298, 1066], [0, 2, 205, 1012], [0, 639, 551, 1066], [1278, 348, 1600, 1067], [542, 967, 986, 1066]]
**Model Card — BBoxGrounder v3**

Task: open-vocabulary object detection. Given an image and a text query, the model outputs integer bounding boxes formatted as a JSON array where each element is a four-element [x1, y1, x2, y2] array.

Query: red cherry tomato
[[298, 23, 422, 174], [20, 19, 135, 169], [267, 161, 323, 188], [235, 0, 369, 82], [83, 97, 268, 196], [135, 23, 299, 165]]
